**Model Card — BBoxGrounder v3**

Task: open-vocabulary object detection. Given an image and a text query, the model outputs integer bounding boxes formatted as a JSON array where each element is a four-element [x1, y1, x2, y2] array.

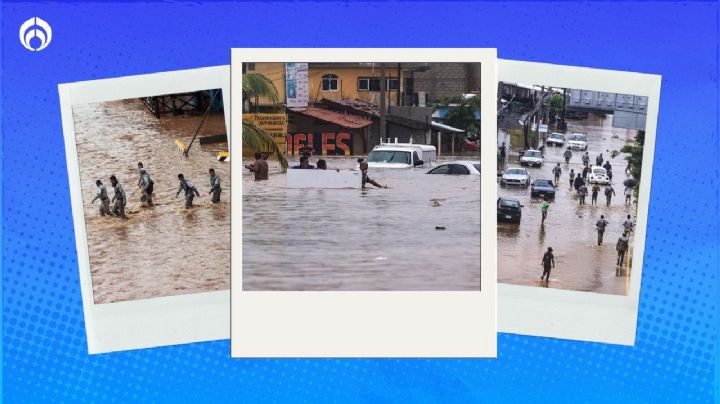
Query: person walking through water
[[582, 165, 591, 181], [563, 148, 572, 164], [603, 160, 613, 182], [540, 247, 555, 282], [573, 173, 585, 192], [553, 163, 562, 184], [624, 186, 633, 205], [137, 162, 154, 207], [604, 184, 616, 206], [208, 168, 222, 203], [109, 175, 127, 219], [540, 197, 550, 225], [176, 174, 201, 208], [245, 152, 269, 181], [578, 184, 588, 205], [596, 215, 609, 246], [358, 158, 383, 189], [582, 151, 590, 167], [499, 142, 507, 163], [596, 153, 604, 167], [591, 183, 600, 205], [616, 232, 629, 271], [568, 169, 575, 189], [91, 179, 111, 216], [623, 214, 634, 233]]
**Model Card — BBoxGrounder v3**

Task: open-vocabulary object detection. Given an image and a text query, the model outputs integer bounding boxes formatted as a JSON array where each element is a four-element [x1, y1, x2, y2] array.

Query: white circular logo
[[19, 17, 52, 51]]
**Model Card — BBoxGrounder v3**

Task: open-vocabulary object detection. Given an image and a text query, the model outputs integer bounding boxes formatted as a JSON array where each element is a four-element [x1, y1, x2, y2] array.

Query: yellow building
[[247, 62, 404, 107]]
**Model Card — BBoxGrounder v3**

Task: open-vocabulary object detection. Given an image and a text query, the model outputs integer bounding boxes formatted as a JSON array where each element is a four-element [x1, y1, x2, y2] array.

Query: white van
[[364, 140, 437, 169]]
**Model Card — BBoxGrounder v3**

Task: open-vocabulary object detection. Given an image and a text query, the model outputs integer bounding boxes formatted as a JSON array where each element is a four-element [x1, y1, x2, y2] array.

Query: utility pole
[[380, 63, 387, 143], [396, 63, 401, 106]]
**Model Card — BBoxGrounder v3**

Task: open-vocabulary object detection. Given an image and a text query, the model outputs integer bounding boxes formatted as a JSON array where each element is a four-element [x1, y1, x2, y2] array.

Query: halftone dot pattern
[[2, 2, 718, 403]]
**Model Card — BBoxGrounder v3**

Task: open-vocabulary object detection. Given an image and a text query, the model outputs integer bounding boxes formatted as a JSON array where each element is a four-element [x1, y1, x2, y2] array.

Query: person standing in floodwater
[[176, 174, 201, 208], [582, 165, 591, 181], [540, 247, 555, 282], [623, 214, 634, 233], [578, 184, 588, 205], [553, 163, 562, 183], [596, 153, 604, 167], [596, 215, 609, 246], [624, 186, 633, 205], [499, 142, 507, 163], [137, 163, 154, 207], [582, 151, 590, 167], [109, 175, 127, 219], [208, 168, 222, 203], [573, 173, 585, 191], [563, 148, 572, 164], [540, 197, 550, 225], [245, 152, 269, 181], [604, 184, 616, 206], [92, 179, 111, 216], [316, 159, 327, 170], [358, 158, 383, 189], [616, 232, 629, 268], [591, 183, 600, 205], [568, 169, 575, 189]]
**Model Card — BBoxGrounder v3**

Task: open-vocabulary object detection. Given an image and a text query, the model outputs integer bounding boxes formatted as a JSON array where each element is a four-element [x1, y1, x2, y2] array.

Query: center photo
[[241, 61, 482, 291], [231, 49, 496, 358]]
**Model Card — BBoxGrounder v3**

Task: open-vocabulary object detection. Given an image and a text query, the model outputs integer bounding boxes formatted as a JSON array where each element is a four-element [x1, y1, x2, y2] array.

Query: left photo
[[72, 90, 229, 304], [60, 66, 231, 353]]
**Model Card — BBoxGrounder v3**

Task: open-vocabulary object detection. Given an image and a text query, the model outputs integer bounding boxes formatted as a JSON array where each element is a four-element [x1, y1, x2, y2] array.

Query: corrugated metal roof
[[289, 107, 374, 129]]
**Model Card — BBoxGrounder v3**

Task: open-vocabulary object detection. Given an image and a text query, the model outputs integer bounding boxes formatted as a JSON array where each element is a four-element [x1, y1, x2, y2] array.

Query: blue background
[[2, 1, 718, 402]]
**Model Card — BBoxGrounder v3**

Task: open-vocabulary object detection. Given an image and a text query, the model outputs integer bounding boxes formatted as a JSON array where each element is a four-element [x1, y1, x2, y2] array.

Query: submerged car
[[588, 166, 610, 184], [520, 149, 544, 167], [500, 167, 530, 187], [567, 133, 588, 150], [497, 197, 523, 223], [530, 178, 556, 198], [427, 161, 480, 175], [546, 132, 565, 147], [363, 142, 437, 169]]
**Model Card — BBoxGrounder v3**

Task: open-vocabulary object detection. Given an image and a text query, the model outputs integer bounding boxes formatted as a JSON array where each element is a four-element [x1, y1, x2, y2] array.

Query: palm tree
[[243, 73, 288, 171]]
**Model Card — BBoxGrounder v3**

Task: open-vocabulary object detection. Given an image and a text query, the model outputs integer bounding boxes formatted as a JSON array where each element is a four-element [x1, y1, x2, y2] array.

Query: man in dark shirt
[[541, 247, 555, 282], [596, 215, 609, 245]]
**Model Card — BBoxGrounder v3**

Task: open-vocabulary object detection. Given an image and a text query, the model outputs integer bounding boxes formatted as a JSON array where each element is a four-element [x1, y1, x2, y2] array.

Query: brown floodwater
[[72, 99, 230, 304], [498, 114, 638, 295], [242, 156, 481, 291]]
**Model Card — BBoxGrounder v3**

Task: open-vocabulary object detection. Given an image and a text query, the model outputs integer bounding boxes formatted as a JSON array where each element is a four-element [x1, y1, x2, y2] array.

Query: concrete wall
[[413, 63, 479, 103]]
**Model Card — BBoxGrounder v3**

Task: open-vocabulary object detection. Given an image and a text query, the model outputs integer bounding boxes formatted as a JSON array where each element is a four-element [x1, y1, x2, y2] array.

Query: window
[[428, 165, 450, 174], [322, 74, 339, 91], [449, 164, 471, 175], [367, 150, 411, 164], [358, 77, 398, 91]]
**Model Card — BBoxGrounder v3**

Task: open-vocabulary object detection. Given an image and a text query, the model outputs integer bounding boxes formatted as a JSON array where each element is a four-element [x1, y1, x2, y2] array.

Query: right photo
[[497, 82, 649, 295]]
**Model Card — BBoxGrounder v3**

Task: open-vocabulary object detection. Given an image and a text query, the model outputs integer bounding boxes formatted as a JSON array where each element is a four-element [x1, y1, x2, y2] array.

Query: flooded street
[[242, 157, 480, 291], [73, 99, 230, 304], [498, 115, 637, 295]]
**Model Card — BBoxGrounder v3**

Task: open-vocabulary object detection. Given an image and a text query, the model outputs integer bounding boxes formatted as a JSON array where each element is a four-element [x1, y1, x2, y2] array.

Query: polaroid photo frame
[[231, 48, 497, 357], [497, 59, 661, 345], [59, 66, 230, 354]]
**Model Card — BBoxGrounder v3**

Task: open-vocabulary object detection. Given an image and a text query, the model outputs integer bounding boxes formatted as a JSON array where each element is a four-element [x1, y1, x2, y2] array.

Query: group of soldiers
[[91, 162, 223, 219]]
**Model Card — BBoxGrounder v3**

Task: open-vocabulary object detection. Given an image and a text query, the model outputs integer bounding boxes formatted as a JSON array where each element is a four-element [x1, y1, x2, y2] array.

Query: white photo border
[[497, 59, 661, 345], [59, 66, 231, 354], [231, 48, 497, 357]]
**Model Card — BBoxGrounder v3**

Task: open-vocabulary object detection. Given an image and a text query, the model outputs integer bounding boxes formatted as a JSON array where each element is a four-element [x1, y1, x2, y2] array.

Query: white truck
[[364, 139, 437, 169]]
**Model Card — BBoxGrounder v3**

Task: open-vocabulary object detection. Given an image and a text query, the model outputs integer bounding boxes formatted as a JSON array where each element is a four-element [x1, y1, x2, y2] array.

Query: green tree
[[549, 93, 564, 123], [620, 130, 645, 193], [243, 73, 288, 171], [435, 95, 480, 152]]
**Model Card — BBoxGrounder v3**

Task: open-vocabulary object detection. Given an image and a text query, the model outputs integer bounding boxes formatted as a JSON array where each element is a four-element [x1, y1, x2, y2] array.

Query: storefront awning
[[289, 107, 374, 129]]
